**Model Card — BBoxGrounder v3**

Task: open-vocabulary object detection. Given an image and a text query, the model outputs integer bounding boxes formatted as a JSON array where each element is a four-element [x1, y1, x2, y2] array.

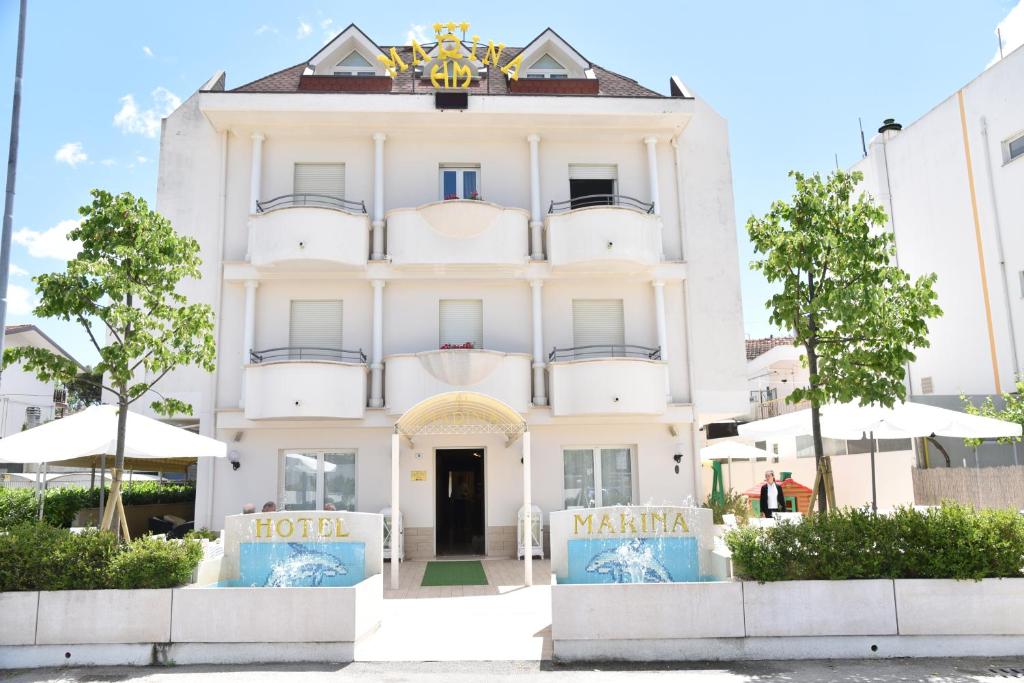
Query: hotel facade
[[153, 24, 747, 559]]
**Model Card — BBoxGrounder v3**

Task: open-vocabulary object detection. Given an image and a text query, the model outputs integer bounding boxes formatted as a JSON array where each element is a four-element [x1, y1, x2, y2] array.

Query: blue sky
[[0, 0, 1020, 367]]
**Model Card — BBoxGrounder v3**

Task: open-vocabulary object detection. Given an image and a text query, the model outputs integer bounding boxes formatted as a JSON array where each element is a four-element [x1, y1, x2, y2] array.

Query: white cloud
[[142, 45, 154, 58], [6, 284, 37, 315], [406, 24, 430, 44], [113, 86, 181, 138], [136, 155, 148, 164], [991, 0, 1024, 66], [296, 20, 312, 39], [255, 24, 277, 36], [9, 263, 28, 277], [13, 219, 83, 261], [100, 158, 116, 166], [54, 142, 87, 167]]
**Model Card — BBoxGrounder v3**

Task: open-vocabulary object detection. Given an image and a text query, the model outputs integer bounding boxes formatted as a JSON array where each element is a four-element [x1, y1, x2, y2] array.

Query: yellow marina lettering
[[640, 512, 648, 533], [482, 41, 505, 67], [598, 514, 615, 534], [672, 513, 689, 533], [573, 513, 593, 534], [452, 61, 473, 88], [651, 512, 666, 532], [437, 33, 462, 61], [317, 517, 333, 537], [500, 53, 523, 80], [254, 518, 273, 539], [410, 40, 432, 66], [377, 47, 408, 77], [275, 518, 294, 538], [469, 35, 480, 60], [619, 512, 637, 534]]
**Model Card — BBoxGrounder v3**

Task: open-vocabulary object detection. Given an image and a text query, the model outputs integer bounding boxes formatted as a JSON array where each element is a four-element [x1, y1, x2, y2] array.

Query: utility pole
[[0, 0, 27, 385]]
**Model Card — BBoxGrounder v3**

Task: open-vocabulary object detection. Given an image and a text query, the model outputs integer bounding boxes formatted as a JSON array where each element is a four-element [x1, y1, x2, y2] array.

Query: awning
[[394, 391, 526, 444]]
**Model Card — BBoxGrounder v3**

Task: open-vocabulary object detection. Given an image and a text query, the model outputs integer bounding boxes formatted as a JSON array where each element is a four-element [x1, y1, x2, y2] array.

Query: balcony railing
[[752, 397, 811, 420], [249, 347, 367, 364], [256, 193, 367, 215], [548, 345, 661, 362], [549, 194, 654, 214]]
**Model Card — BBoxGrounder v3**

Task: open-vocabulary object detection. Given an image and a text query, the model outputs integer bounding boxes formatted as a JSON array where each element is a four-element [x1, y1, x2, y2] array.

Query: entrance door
[[435, 448, 485, 556]]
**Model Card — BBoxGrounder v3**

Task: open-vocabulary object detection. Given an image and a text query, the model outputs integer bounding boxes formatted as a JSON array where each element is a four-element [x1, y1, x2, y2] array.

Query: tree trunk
[[806, 272, 827, 513]]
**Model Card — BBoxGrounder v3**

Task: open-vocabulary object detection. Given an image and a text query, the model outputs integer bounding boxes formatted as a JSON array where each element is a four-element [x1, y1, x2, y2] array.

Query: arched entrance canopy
[[394, 391, 527, 445], [389, 391, 533, 589]]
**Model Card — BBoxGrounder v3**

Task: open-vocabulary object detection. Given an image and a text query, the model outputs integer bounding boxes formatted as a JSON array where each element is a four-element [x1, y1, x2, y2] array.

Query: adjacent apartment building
[[154, 23, 747, 556], [0, 325, 78, 445], [854, 43, 1024, 468]]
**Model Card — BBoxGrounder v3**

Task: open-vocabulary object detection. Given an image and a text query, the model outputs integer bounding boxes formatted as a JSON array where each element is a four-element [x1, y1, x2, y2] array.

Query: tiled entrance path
[[356, 559, 552, 661]]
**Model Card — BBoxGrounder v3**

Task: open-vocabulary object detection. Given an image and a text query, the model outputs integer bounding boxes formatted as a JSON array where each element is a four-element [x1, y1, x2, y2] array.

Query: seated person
[[323, 502, 336, 511], [262, 501, 277, 513], [241, 503, 256, 514]]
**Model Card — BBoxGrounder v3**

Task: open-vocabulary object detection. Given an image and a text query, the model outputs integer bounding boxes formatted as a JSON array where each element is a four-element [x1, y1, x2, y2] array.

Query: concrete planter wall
[[0, 593, 38, 646], [743, 580, 897, 637], [895, 578, 1024, 635], [37, 589, 172, 645]]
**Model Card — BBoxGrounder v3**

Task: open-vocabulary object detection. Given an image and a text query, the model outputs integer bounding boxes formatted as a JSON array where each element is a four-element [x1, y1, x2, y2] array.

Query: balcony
[[248, 194, 370, 270], [244, 347, 368, 420], [384, 349, 531, 415], [751, 397, 811, 420], [545, 195, 662, 271], [386, 200, 529, 268], [547, 345, 667, 416]]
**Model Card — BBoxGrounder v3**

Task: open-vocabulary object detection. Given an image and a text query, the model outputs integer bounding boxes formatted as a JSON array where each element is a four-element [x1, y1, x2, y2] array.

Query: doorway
[[435, 448, 485, 556]]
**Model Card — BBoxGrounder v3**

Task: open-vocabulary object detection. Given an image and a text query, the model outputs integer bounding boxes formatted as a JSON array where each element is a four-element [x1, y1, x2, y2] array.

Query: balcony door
[[289, 300, 343, 361], [568, 164, 617, 209], [572, 299, 625, 357]]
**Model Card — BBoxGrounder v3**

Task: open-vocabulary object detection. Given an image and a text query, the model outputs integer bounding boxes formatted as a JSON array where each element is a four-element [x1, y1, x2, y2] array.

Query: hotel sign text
[[253, 516, 350, 540], [572, 509, 691, 536]]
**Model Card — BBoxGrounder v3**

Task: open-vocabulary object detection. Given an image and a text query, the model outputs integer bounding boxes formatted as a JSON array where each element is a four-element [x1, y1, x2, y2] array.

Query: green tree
[[66, 367, 103, 412], [961, 378, 1024, 449], [3, 190, 215, 531], [747, 170, 941, 511]]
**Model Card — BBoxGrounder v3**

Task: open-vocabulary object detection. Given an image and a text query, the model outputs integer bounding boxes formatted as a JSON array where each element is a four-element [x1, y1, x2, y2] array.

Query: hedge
[[0, 481, 196, 529], [725, 502, 1024, 582], [0, 522, 203, 591]]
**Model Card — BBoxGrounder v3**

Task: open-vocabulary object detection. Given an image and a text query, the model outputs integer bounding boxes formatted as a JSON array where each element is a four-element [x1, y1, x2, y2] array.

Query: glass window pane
[[283, 452, 318, 510], [324, 452, 356, 511], [443, 170, 457, 199], [1010, 135, 1024, 160], [463, 171, 477, 198], [600, 448, 632, 506], [878, 438, 912, 453], [563, 449, 595, 509]]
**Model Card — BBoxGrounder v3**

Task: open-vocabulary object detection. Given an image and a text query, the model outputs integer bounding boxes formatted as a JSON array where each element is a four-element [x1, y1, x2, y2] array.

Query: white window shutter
[[294, 163, 346, 197], [439, 299, 483, 349], [573, 299, 625, 348], [290, 300, 344, 349], [568, 164, 618, 180]]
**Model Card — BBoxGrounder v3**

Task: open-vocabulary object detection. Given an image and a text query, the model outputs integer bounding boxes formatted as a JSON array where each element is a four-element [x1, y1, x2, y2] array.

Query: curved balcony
[[547, 345, 667, 416], [248, 195, 370, 270], [384, 349, 531, 415], [386, 200, 529, 267], [545, 196, 662, 271], [244, 347, 368, 420]]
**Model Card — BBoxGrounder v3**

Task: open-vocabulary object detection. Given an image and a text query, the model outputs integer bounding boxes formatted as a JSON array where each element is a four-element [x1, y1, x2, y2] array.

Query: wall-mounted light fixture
[[673, 452, 683, 474], [228, 450, 241, 471]]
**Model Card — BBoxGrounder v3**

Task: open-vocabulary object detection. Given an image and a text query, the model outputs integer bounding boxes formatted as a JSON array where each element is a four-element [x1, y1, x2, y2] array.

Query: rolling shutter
[[294, 163, 345, 197], [572, 299, 624, 348], [568, 164, 618, 180], [439, 299, 483, 349], [290, 300, 343, 349]]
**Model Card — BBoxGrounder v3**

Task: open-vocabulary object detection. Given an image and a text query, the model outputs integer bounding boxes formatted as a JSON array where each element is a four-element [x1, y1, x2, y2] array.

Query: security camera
[[228, 450, 241, 471]]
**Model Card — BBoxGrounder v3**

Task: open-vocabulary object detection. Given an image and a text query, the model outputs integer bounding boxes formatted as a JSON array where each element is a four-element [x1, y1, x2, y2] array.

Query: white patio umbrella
[[739, 401, 1022, 510], [0, 405, 226, 535], [700, 440, 770, 491]]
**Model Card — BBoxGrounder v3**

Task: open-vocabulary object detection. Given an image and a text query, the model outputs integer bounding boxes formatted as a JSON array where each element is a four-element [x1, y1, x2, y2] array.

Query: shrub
[[0, 482, 197, 529], [185, 528, 220, 542], [702, 489, 750, 526], [725, 502, 1024, 582], [0, 487, 36, 528], [0, 522, 202, 591]]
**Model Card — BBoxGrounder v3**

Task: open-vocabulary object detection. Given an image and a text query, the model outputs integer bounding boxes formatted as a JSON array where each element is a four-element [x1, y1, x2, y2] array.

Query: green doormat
[[421, 560, 488, 586]]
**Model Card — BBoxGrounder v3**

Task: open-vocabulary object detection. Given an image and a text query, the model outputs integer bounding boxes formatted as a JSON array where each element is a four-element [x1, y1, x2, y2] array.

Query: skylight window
[[334, 50, 376, 76], [526, 52, 569, 79]]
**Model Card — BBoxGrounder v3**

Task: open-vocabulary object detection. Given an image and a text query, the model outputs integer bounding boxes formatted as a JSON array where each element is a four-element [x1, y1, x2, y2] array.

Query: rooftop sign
[[378, 22, 523, 89]]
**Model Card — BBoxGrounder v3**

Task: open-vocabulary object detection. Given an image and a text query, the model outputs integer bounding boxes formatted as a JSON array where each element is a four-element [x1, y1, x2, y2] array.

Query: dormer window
[[525, 53, 569, 79], [333, 50, 375, 77]]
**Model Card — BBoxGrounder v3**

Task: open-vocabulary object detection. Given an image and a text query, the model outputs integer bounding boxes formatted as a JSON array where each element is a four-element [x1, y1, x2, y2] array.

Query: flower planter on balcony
[[384, 350, 531, 415], [244, 353, 368, 420], [546, 205, 662, 271], [386, 201, 529, 267], [248, 206, 370, 270]]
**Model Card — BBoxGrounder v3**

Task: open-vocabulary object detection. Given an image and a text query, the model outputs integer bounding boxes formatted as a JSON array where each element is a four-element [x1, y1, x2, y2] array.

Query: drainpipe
[[980, 116, 1020, 379], [670, 134, 686, 261]]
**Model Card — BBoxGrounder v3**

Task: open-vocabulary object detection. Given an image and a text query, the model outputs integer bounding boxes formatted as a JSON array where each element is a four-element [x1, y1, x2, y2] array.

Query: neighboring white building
[[153, 24, 748, 555], [0, 324, 79, 453], [745, 335, 807, 420], [853, 44, 1024, 468]]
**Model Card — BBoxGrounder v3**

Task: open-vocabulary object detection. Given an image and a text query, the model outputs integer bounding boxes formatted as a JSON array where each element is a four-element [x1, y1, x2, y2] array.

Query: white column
[[652, 280, 670, 399], [240, 280, 258, 408], [390, 432, 400, 591], [530, 280, 547, 406], [249, 133, 264, 214], [522, 430, 532, 587], [372, 133, 387, 260], [527, 134, 543, 260], [370, 280, 385, 408], [643, 135, 660, 216]]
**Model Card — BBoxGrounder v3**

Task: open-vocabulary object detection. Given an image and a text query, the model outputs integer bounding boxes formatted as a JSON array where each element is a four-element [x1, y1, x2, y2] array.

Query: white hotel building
[[154, 24, 747, 557]]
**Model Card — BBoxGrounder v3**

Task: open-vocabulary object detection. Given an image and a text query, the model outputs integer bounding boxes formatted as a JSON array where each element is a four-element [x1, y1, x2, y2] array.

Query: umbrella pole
[[98, 454, 106, 527], [869, 431, 877, 514], [726, 456, 732, 491]]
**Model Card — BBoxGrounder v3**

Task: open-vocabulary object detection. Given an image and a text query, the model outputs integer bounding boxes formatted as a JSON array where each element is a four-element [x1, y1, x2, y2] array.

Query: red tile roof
[[745, 336, 797, 361]]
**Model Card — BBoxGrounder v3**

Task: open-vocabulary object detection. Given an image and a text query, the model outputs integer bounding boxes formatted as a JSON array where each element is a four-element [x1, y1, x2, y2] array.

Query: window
[[568, 164, 617, 208], [290, 300, 343, 357], [333, 50, 375, 77], [572, 299, 625, 350], [795, 435, 847, 458], [1006, 133, 1024, 163], [439, 165, 480, 200], [562, 447, 634, 508], [294, 163, 345, 198], [282, 450, 356, 511], [526, 53, 570, 79], [848, 438, 913, 454], [439, 299, 483, 349]]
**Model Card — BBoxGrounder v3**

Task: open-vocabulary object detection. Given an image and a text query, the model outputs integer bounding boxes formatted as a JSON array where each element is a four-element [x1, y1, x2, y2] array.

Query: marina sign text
[[378, 21, 523, 89], [254, 516, 350, 540], [572, 509, 691, 536]]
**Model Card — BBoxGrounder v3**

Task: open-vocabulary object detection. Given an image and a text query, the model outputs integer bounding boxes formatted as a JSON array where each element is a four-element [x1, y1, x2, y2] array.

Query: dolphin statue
[[584, 538, 673, 583], [264, 543, 349, 587]]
